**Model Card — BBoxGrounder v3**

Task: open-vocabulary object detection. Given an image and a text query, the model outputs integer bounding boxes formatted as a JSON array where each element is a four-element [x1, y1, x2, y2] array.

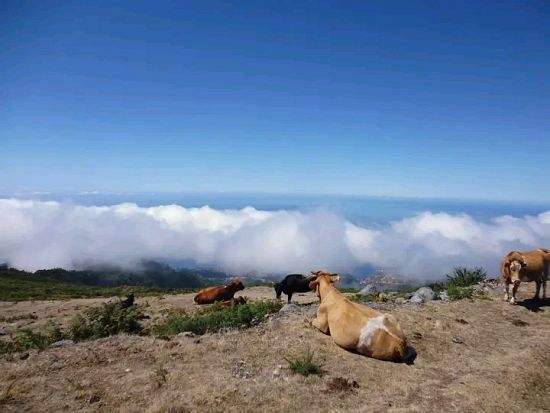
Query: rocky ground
[[1, 284, 550, 412]]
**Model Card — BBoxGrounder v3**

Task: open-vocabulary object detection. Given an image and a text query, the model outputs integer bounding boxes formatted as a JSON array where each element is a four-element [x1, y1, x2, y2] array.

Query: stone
[[19, 351, 30, 360], [176, 331, 196, 338], [452, 336, 464, 344], [279, 303, 300, 313], [50, 339, 74, 348], [439, 291, 450, 301], [395, 297, 407, 305], [358, 284, 378, 295], [410, 287, 437, 303]]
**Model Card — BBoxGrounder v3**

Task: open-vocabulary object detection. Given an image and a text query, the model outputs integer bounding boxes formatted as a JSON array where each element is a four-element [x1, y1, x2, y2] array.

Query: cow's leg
[[287, 292, 292, 304], [504, 280, 511, 302], [534, 279, 542, 299], [510, 281, 520, 304], [543, 268, 549, 299], [311, 305, 330, 335]]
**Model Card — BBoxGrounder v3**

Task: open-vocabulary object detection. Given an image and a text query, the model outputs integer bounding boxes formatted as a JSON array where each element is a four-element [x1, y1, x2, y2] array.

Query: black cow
[[274, 274, 316, 303]]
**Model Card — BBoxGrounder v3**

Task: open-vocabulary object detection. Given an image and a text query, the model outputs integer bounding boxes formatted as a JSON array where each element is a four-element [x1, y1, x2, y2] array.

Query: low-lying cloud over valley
[[1, 199, 549, 278]]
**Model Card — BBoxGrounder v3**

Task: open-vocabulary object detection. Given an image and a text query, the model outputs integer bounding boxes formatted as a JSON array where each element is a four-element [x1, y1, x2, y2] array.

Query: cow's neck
[[318, 279, 343, 303]]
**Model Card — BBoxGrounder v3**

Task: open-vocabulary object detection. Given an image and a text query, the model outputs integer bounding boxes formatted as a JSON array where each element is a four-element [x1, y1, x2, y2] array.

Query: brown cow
[[193, 280, 245, 305], [501, 249, 550, 304], [309, 271, 407, 361]]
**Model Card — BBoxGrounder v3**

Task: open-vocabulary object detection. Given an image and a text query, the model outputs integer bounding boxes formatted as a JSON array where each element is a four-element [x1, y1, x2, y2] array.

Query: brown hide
[[194, 280, 245, 305]]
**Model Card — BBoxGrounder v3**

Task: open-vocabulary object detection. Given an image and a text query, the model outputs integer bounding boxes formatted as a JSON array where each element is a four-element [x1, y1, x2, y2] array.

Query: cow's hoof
[[510, 299, 516, 305]]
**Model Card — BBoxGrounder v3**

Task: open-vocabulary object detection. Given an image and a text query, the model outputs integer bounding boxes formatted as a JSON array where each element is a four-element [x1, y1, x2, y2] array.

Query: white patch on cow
[[357, 315, 388, 355]]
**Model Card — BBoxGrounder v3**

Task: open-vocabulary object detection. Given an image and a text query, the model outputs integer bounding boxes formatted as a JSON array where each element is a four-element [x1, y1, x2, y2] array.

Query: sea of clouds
[[1, 198, 549, 278]]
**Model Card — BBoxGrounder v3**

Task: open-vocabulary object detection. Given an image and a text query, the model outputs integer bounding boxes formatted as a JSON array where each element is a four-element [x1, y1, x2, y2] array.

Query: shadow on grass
[[517, 297, 550, 313], [403, 346, 417, 365]]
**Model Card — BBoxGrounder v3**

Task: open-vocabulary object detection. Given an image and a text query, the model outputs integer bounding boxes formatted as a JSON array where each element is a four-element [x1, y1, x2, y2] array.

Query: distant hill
[[0, 261, 233, 290]]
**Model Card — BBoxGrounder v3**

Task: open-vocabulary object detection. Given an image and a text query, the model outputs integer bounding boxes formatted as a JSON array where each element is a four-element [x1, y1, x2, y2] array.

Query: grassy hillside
[[0, 269, 200, 301]]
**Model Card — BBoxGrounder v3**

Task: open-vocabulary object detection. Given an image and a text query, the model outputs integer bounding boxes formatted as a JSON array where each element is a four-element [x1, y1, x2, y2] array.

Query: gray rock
[[395, 297, 408, 305], [358, 284, 378, 295], [176, 331, 196, 338], [410, 287, 437, 303], [50, 339, 74, 348], [452, 335, 464, 344], [439, 291, 450, 301], [279, 303, 300, 313], [19, 351, 30, 360]]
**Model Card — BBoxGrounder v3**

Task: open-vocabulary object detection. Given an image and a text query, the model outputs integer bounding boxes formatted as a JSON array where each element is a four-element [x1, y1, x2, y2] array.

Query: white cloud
[[0, 198, 549, 278]]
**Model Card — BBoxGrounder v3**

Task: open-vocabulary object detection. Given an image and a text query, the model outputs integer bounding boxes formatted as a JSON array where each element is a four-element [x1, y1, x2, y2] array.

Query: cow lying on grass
[[194, 280, 245, 305], [501, 249, 550, 304], [309, 271, 407, 362], [274, 273, 319, 303]]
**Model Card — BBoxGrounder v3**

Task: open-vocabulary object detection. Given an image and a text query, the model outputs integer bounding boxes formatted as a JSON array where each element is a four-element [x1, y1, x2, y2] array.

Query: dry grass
[[1, 285, 550, 412]]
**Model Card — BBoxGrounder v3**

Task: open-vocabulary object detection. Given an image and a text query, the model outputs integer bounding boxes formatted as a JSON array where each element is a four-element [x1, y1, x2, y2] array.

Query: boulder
[[279, 303, 300, 313], [410, 287, 437, 304], [176, 331, 196, 338], [50, 339, 74, 348], [358, 284, 378, 295], [439, 291, 450, 302]]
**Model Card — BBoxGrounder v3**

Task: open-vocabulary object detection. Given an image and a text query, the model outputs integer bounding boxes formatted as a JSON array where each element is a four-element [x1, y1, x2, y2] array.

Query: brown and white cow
[[193, 280, 245, 305], [501, 249, 550, 304], [309, 271, 407, 361]]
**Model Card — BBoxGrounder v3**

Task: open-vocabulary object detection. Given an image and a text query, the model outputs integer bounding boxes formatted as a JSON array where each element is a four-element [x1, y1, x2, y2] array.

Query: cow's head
[[229, 279, 245, 291], [274, 282, 283, 299], [309, 271, 340, 298], [509, 260, 524, 283]]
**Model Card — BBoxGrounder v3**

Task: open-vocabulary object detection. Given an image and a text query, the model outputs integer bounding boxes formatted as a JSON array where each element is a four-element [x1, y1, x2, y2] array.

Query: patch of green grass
[[152, 300, 282, 336], [0, 274, 198, 302], [285, 349, 323, 377], [338, 287, 359, 293], [0, 322, 67, 355], [447, 285, 475, 300], [69, 302, 144, 341]]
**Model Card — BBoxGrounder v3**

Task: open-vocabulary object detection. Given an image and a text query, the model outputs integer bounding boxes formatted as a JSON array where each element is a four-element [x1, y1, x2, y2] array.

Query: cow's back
[[194, 286, 225, 304]]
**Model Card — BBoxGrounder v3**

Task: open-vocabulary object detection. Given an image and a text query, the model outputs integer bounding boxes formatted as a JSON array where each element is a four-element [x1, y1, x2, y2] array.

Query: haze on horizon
[[1, 1, 549, 202]]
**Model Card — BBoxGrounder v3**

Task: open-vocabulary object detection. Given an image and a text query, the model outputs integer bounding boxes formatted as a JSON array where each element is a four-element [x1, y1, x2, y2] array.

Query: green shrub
[[152, 300, 282, 336], [69, 302, 144, 341], [447, 285, 475, 300], [338, 287, 359, 293], [446, 267, 486, 288], [0, 322, 67, 355], [285, 349, 323, 377]]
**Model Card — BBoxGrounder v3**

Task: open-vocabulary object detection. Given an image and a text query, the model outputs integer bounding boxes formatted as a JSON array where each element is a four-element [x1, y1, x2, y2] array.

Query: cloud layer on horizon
[[1, 198, 549, 279]]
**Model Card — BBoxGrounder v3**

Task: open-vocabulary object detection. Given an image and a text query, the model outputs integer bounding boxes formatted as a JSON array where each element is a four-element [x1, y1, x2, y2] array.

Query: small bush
[[152, 300, 281, 336], [338, 287, 359, 293], [69, 302, 144, 341], [285, 349, 323, 377], [446, 267, 486, 288], [0, 322, 67, 355], [447, 285, 475, 300]]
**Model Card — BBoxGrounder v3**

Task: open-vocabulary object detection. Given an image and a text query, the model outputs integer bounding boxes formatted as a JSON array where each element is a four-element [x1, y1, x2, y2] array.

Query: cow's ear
[[309, 279, 319, 290], [329, 275, 340, 284]]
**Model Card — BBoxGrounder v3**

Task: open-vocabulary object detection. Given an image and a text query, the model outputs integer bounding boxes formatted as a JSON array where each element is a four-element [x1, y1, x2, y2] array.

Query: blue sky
[[1, 1, 549, 201]]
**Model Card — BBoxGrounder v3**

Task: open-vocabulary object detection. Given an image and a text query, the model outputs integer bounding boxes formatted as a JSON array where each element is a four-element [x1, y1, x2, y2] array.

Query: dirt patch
[[326, 377, 360, 393]]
